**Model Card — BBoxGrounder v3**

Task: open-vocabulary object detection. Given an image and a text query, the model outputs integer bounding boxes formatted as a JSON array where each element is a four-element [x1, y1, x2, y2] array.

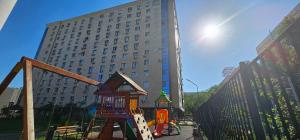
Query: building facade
[[33, 0, 184, 111], [0, 87, 21, 112]]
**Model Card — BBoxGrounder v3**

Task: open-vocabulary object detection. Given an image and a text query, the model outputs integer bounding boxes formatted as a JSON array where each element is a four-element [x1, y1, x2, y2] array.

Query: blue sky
[[0, 0, 299, 92]]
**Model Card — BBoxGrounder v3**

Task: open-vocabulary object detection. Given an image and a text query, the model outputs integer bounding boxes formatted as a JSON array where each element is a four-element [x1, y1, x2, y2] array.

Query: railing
[[97, 96, 127, 116], [195, 19, 300, 140]]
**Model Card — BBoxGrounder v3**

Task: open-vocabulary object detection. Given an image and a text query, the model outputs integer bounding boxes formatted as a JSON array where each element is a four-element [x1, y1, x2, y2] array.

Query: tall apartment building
[[0, 87, 22, 113], [33, 0, 184, 111]]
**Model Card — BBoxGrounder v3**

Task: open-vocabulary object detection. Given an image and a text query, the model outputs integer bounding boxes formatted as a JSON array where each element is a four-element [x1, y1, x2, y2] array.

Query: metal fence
[[194, 21, 300, 140]]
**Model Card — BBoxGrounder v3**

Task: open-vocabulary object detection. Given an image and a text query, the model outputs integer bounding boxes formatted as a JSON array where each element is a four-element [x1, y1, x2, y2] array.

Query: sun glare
[[203, 24, 221, 40]]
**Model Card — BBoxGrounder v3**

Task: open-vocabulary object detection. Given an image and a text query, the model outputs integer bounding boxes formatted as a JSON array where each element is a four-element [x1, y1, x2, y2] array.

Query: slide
[[125, 120, 137, 140], [147, 120, 155, 127], [153, 123, 164, 137], [133, 114, 154, 140]]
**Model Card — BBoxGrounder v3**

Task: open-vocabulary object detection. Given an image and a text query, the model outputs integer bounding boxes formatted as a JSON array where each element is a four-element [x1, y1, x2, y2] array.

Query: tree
[[184, 84, 220, 115]]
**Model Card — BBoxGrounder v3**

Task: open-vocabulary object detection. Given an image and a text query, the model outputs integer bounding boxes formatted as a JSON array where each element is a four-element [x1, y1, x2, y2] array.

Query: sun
[[203, 24, 221, 39]]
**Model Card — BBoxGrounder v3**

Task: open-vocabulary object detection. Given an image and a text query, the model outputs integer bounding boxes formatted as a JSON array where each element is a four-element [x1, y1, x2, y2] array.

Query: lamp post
[[186, 79, 199, 94]]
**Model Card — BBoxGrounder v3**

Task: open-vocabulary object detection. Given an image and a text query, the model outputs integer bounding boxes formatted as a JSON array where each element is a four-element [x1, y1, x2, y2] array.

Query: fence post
[[239, 62, 266, 139]]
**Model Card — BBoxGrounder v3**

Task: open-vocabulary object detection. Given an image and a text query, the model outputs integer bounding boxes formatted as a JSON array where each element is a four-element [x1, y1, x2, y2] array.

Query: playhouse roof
[[155, 90, 172, 104], [96, 71, 147, 95]]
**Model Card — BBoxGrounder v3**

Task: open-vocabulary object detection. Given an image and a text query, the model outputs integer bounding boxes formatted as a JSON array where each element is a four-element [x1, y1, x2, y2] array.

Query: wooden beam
[[23, 60, 35, 140], [21, 57, 99, 86], [0, 62, 22, 95]]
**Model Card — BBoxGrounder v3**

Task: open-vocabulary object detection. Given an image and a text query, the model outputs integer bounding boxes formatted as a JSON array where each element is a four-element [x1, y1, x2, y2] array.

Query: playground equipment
[[0, 57, 99, 140], [83, 71, 154, 140], [147, 91, 180, 137]]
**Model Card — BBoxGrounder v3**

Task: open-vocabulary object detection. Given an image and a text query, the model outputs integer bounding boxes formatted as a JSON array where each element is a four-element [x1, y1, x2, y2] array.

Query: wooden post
[[23, 60, 35, 140]]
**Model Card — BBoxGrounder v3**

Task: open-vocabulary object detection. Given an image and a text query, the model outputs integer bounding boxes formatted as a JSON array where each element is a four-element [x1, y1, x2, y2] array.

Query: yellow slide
[[147, 120, 156, 127]]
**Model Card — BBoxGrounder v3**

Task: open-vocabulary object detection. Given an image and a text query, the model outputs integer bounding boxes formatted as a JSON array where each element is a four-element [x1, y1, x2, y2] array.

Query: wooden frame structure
[[0, 56, 100, 140]]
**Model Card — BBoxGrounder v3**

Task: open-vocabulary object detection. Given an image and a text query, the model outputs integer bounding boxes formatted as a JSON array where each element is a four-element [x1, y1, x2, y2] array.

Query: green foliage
[[184, 84, 220, 115]]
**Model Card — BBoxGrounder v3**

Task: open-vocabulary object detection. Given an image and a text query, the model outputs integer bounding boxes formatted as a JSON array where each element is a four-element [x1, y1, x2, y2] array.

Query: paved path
[[156, 126, 201, 140], [0, 126, 202, 140]]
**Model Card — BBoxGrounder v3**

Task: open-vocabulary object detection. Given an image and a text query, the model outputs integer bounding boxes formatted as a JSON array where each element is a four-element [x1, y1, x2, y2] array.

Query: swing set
[[0, 56, 100, 140]]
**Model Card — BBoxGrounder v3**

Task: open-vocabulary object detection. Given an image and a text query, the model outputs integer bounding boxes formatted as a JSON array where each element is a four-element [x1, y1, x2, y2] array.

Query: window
[[83, 96, 87, 102], [91, 58, 95, 64], [146, 9, 151, 14], [122, 53, 128, 60], [63, 54, 68, 60], [92, 50, 97, 56], [46, 88, 50, 93], [126, 21, 131, 27], [131, 72, 137, 77], [117, 17, 122, 22], [137, 5, 141, 10], [105, 32, 110, 38], [70, 96, 74, 102], [112, 46, 117, 53], [146, 23, 150, 28], [115, 31, 119, 36], [116, 23, 120, 29], [99, 65, 105, 73], [132, 61, 137, 69], [79, 59, 84, 66], [144, 50, 150, 55], [109, 64, 115, 72], [69, 61, 74, 67], [121, 63, 127, 70], [114, 38, 118, 45], [77, 68, 82, 74], [145, 32, 150, 37], [136, 12, 141, 17], [104, 40, 109, 46], [88, 66, 93, 74], [61, 62, 66, 68], [125, 28, 130, 34], [124, 36, 129, 43], [128, 7, 132, 12], [135, 26, 140, 31], [144, 59, 149, 65], [123, 44, 128, 51], [103, 48, 108, 55], [80, 51, 85, 56], [133, 52, 138, 59], [86, 30, 91, 35], [134, 34, 139, 41], [144, 69, 149, 76], [134, 43, 139, 50], [143, 81, 150, 89], [111, 55, 116, 62], [71, 86, 76, 93], [98, 74, 103, 81], [95, 35, 100, 40], [101, 56, 106, 63], [136, 19, 141, 25]]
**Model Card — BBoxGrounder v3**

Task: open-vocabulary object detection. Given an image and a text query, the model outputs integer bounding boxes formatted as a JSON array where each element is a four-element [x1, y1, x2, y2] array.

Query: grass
[[0, 118, 22, 133]]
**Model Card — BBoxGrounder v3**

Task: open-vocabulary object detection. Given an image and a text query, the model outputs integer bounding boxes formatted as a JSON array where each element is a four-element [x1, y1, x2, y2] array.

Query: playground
[[0, 57, 183, 140]]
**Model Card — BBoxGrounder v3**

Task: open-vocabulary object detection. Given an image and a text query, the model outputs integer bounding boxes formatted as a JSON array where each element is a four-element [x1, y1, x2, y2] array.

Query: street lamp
[[186, 79, 199, 94]]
